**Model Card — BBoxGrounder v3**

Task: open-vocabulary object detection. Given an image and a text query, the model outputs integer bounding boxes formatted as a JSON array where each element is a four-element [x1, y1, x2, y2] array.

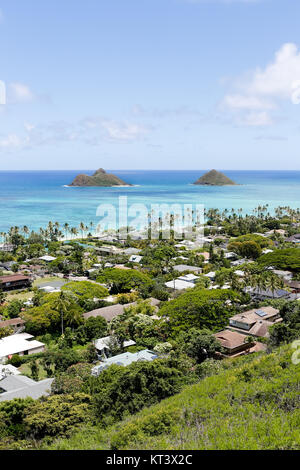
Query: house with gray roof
[[83, 298, 160, 322], [91, 349, 157, 376], [244, 287, 290, 301], [173, 265, 202, 274], [0, 375, 53, 401]]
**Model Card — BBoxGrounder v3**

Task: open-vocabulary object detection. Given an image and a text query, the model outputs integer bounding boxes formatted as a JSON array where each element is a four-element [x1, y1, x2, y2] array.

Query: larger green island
[[69, 168, 132, 187], [193, 169, 237, 186]]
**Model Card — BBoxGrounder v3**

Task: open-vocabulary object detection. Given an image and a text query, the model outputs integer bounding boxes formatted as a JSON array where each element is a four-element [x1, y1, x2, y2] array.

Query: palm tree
[[79, 222, 85, 240], [63, 223, 69, 240], [71, 227, 78, 239], [22, 226, 29, 239], [265, 272, 283, 298], [52, 291, 75, 336]]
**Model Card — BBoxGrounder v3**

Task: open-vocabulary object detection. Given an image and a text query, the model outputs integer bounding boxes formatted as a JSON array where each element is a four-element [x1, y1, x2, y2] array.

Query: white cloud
[[222, 43, 300, 126], [237, 111, 273, 127], [100, 120, 148, 141], [0, 116, 151, 152], [222, 94, 274, 111], [0, 134, 29, 149], [9, 82, 34, 103], [80, 117, 149, 142], [132, 104, 202, 118], [24, 122, 35, 132]]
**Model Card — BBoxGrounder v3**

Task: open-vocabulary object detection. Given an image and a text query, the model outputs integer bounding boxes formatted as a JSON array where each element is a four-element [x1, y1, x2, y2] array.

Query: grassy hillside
[[45, 344, 300, 450]]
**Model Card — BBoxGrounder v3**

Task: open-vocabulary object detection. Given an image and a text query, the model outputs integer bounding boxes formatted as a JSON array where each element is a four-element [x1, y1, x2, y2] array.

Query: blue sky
[[1, 0, 300, 170]]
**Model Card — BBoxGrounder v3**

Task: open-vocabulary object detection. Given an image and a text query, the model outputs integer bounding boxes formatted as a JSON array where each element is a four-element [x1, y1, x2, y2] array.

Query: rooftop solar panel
[[255, 310, 267, 317]]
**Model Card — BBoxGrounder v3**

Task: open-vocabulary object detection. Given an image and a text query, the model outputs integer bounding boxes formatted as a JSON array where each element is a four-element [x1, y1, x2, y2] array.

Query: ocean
[[0, 170, 300, 233]]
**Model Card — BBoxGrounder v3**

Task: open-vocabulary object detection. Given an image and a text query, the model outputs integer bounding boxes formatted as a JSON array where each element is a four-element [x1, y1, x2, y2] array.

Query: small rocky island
[[193, 169, 237, 186], [69, 168, 132, 187]]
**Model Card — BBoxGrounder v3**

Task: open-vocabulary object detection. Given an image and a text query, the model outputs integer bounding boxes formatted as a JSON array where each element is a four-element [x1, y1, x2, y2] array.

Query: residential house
[[38, 255, 57, 262], [0, 333, 45, 364], [0, 243, 14, 253], [165, 279, 195, 290], [214, 330, 266, 358], [129, 255, 143, 263], [265, 229, 286, 236], [84, 298, 160, 322], [0, 364, 21, 380], [0, 274, 31, 292], [244, 287, 290, 301], [270, 269, 293, 282], [173, 265, 202, 274], [91, 349, 158, 376], [0, 318, 25, 334], [165, 273, 198, 291], [94, 336, 136, 358], [177, 273, 199, 283], [224, 252, 238, 260], [122, 248, 142, 256], [0, 375, 53, 401], [285, 233, 300, 244], [285, 280, 300, 293], [204, 271, 216, 281], [228, 306, 282, 338]]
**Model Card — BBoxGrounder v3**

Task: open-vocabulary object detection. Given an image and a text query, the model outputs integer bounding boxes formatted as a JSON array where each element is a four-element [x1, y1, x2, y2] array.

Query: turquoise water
[[0, 170, 300, 232]]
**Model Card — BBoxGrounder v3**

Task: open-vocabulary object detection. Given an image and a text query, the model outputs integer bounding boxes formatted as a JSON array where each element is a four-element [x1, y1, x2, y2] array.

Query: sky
[[1, 0, 300, 170]]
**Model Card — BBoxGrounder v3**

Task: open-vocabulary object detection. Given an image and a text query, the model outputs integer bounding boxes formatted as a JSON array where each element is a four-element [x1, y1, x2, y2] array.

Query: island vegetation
[[69, 168, 132, 187], [193, 169, 237, 186]]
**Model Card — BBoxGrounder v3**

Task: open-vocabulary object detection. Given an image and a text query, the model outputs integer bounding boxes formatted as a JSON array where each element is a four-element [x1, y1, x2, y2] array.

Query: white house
[[39, 255, 57, 262], [177, 273, 199, 283], [94, 336, 136, 358], [204, 271, 216, 281], [129, 255, 143, 263], [0, 334, 45, 364], [165, 279, 195, 290]]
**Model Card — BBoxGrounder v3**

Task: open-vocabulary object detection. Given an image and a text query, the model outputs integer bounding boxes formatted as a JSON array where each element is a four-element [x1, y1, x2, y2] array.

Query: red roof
[[0, 274, 30, 283]]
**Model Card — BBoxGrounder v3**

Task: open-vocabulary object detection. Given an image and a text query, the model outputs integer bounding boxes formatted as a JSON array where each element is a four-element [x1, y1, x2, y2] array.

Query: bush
[[110, 408, 181, 449], [24, 393, 92, 439], [8, 354, 23, 367]]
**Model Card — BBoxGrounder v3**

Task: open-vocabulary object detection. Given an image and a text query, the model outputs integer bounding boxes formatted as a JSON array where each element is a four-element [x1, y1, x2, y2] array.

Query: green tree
[[159, 288, 242, 334], [24, 393, 92, 439]]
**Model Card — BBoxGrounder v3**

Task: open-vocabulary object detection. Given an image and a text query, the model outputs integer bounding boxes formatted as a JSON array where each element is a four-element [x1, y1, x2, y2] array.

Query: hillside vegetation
[[70, 168, 131, 187], [46, 344, 300, 450], [193, 170, 237, 186]]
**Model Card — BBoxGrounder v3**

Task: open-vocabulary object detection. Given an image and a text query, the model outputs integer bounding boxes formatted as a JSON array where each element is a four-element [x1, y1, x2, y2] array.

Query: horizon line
[[1, 168, 300, 172]]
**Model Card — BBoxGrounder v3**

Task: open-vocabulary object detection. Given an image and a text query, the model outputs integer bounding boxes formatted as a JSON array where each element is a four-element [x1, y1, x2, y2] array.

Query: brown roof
[[0, 317, 25, 328], [214, 330, 250, 350], [229, 306, 279, 325], [248, 342, 267, 353], [286, 281, 300, 289], [84, 298, 160, 322], [0, 274, 30, 283]]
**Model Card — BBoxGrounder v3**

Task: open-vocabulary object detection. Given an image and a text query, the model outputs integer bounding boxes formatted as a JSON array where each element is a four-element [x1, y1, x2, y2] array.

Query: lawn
[[33, 277, 62, 287], [19, 359, 49, 380], [6, 291, 33, 302]]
